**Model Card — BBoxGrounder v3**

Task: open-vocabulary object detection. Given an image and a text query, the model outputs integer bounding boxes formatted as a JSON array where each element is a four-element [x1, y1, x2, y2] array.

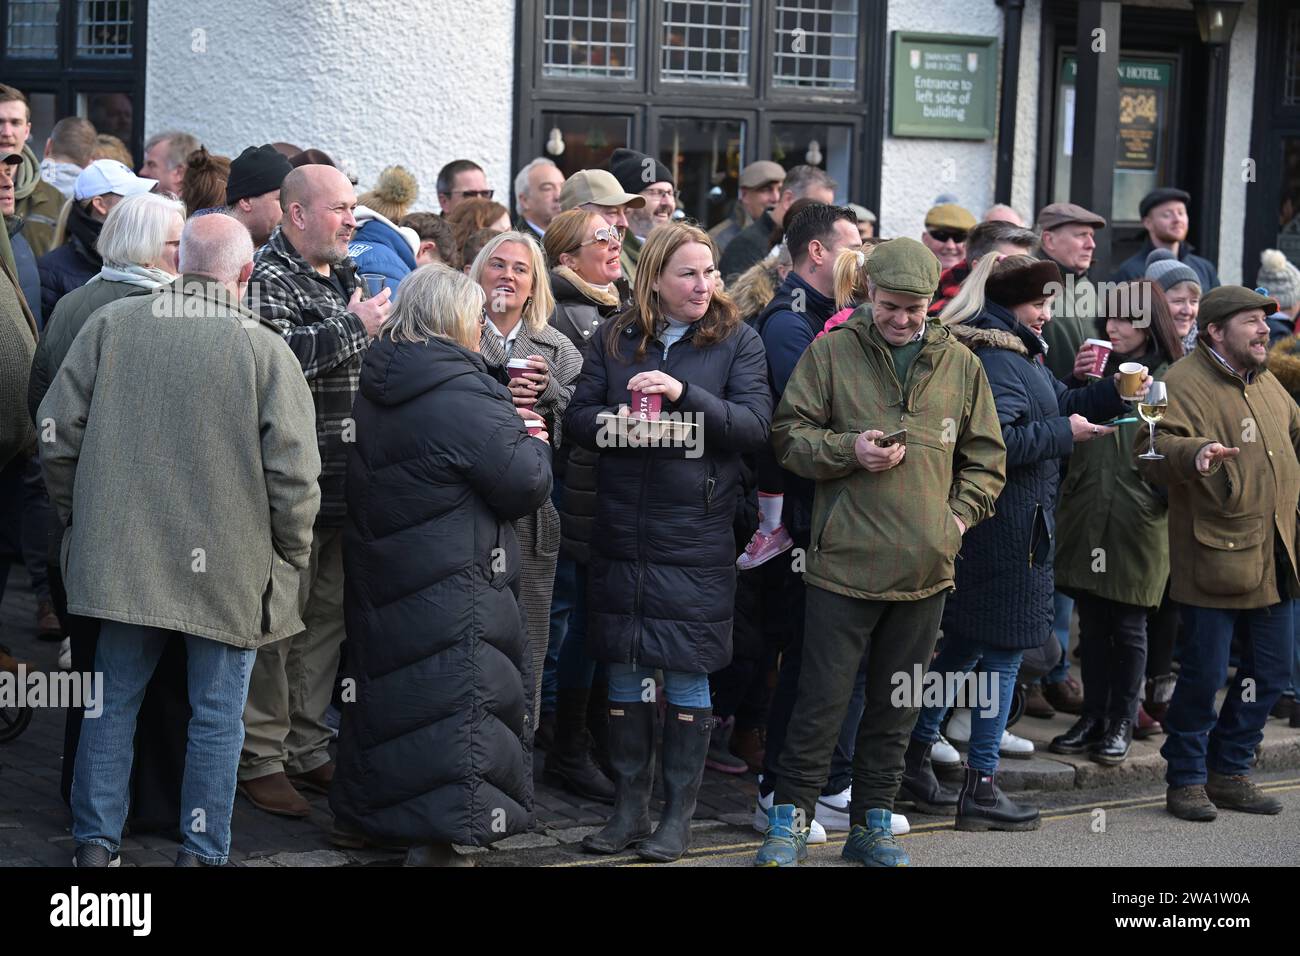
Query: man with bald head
[[240, 164, 390, 816], [39, 212, 320, 866]]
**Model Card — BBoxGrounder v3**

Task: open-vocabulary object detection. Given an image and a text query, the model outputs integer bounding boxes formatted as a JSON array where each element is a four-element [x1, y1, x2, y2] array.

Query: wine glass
[[1137, 381, 1168, 460]]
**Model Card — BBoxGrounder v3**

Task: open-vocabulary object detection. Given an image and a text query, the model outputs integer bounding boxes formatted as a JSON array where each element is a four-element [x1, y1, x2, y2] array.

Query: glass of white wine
[[1138, 381, 1168, 460]]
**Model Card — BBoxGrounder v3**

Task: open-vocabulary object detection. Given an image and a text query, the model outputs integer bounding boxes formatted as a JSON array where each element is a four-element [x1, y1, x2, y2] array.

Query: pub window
[[542, 0, 637, 79], [660, 0, 751, 85], [771, 0, 859, 91], [6, 0, 57, 57], [77, 0, 132, 57]]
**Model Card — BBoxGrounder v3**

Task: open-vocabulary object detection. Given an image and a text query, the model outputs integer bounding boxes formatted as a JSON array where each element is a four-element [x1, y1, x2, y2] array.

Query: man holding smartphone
[[754, 237, 1007, 867]]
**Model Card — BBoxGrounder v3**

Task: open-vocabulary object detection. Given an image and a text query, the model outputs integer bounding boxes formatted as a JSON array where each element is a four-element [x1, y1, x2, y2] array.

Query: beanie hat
[[986, 259, 1064, 309], [226, 144, 293, 205], [358, 165, 419, 223], [607, 147, 673, 196], [1256, 249, 1300, 311], [1144, 248, 1200, 294]]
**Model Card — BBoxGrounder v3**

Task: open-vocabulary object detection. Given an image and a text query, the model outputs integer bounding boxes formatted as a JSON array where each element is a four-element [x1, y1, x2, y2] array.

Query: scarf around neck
[[97, 261, 176, 289], [554, 264, 620, 308]]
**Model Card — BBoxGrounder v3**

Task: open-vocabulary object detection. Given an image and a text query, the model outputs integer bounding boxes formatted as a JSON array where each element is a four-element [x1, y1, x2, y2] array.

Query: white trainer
[[753, 782, 827, 844], [1000, 729, 1035, 759], [945, 708, 971, 745], [931, 733, 961, 768]]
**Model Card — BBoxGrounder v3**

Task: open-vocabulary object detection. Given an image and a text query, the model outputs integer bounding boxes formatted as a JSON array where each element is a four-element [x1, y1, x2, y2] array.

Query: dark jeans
[[20, 455, 50, 601], [1146, 580, 1179, 678], [1161, 602, 1292, 788], [1076, 594, 1148, 721], [557, 559, 596, 691], [771, 585, 946, 826]]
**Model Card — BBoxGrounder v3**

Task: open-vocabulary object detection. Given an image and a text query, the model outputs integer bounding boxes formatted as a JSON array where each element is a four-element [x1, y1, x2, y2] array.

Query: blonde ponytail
[[937, 251, 998, 326], [832, 242, 879, 310]]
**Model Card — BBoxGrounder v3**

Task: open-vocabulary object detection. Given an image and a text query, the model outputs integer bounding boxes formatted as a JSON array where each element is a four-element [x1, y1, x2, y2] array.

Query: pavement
[[3, 565, 1299, 867]]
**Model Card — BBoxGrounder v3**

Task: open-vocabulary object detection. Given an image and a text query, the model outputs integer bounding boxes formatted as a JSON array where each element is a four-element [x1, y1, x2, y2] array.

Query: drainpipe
[[994, 0, 1026, 205]]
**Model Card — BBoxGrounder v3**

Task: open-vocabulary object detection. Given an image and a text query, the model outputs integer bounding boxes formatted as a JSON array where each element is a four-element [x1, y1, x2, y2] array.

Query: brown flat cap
[[1037, 202, 1106, 231], [1197, 285, 1279, 332], [925, 203, 976, 232], [739, 160, 785, 190]]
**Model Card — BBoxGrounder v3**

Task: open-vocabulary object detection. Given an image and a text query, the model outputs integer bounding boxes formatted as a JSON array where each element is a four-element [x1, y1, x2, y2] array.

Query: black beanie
[[226, 144, 293, 205], [607, 147, 673, 196]]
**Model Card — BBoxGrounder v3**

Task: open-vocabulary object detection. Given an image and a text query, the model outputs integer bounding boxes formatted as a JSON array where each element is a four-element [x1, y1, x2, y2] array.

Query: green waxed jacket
[[1055, 359, 1171, 608], [772, 305, 1007, 602]]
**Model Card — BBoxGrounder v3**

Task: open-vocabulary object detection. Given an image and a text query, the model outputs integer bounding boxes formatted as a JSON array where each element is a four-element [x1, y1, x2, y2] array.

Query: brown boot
[[288, 761, 335, 795], [239, 772, 311, 817], [1205, 772, 1284, 815], [1023, 682, 1056, 719], [730, 724, 765, 773], [1043, 677, 1084, 715], [1166, 784, 1217, 821]]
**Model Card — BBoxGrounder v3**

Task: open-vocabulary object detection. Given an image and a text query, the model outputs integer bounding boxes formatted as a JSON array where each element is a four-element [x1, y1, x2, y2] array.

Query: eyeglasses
[[642, 187, 675, 202], [927, 229, 967, 244], [449, 189, 494, 200], [578, 227, 619, 248]]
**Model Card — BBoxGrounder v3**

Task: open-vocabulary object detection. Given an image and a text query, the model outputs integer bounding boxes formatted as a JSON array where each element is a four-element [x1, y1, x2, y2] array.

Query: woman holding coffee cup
[[565, 221, 771, 862], [912, 255, 1142, 831], [1052, 281, 1183, 765], [469, 232, 584, 729]]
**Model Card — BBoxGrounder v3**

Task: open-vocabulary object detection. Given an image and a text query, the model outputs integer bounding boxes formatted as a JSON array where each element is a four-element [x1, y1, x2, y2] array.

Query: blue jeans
[[72, 620, 255, 865], [1161, 602, 1292, 788], [543, 555, 576, 712], [608, 662, 712, 708], [1044, 591, 1073, 684], [557, 561, 596, 690], [1290, 599, 1300, 697], [911, 637, 1025, 773]]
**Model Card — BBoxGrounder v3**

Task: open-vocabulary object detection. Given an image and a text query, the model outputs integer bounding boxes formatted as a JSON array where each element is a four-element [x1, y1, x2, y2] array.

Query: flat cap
[[866, 237, 941, 296], [847, 203, 877, 224], [560, 169, 646, 212], [1197, 285, 1278, 332], [1139, 187, 1191, 219], [1037, 202, 1106, 231], [925, 203, 976, 232], [739, 160, 786, 189]]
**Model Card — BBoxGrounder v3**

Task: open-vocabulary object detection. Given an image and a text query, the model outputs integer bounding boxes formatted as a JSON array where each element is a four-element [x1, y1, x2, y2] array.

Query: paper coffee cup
[[1118, 362, 1146, 399], [1084, 338, 1112, 379], [525, 419, 544, 437], [507, 358, 532, 382], [631, 389, 662, 421]]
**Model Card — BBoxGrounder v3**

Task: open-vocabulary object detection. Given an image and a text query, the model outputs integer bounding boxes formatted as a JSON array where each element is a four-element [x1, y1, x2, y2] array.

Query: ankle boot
[[897, 736, 958, 815], [637, 705, 714, 863], [955, 767, 1041, 832], [1090, 717, 1133, 766], [543, 688, 615, 804], [1049, 713, 1106, 754], [581, 701, 655, 854]]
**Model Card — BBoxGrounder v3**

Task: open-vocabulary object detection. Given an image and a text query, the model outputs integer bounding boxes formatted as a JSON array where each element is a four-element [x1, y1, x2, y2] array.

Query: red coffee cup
[[507, 358, 533, 382], [1084, 338, 1112, 379], [525, 419, 545, 437], [630, 389, 662, 421]]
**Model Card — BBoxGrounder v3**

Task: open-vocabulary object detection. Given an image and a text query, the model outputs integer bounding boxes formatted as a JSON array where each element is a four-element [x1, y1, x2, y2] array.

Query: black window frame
[[0, 0, 147, 162], [513, 0, 886, 220]]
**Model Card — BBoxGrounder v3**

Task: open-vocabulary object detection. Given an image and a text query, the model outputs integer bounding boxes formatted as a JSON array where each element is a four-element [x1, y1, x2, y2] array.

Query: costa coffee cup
[[1118, 362, 1147, 400], [506, 358, 533, 382], [630, 389, 662, 421], [1084, 338, 1113, 379]]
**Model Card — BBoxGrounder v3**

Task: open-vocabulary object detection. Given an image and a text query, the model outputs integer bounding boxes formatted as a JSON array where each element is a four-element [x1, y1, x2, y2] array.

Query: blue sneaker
[[753, 803, 808, 867], [841, 809, 909, 867]]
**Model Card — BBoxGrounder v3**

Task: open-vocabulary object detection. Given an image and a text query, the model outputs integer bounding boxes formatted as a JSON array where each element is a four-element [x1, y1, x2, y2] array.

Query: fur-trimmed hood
[[1267, 335, 1300, 397], [949, 319, 1030, 356]]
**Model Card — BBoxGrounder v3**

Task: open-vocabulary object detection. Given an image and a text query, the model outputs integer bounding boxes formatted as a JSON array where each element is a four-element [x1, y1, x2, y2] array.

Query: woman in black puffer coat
[[565, 222, 771, 863], [331, 264, 553, 867], [907, 254, 1137, 832]]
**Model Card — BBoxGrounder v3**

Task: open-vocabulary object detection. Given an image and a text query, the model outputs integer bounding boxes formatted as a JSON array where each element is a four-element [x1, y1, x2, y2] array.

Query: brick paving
[[0, 567, 756, 866]]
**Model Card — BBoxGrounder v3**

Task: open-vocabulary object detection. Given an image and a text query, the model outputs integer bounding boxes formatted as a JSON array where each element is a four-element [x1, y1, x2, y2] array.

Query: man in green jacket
[[1137, 285, 1300, 823], [0, 85, 65, 257], [38, 214, 321, 866], [754, 237, 1007, 867]]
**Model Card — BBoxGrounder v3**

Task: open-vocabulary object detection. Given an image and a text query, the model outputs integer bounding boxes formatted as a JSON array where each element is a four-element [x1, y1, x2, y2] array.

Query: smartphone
[[875, 428, 907, 448], [1101, 416, 1138, 427]]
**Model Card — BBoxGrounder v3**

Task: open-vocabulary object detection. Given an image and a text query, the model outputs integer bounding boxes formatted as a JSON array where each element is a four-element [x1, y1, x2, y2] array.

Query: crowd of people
[[2, 78, 1300, 869]]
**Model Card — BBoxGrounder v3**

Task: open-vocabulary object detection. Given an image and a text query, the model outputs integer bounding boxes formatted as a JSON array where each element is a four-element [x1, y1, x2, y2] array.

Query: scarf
[[553, 265, 620, 308], [13, 145, 43, 202], [97, 261, 175, 289]]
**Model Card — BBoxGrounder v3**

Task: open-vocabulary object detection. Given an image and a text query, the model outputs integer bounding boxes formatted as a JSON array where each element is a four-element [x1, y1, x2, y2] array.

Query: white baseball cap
[[74, 159, 157, 201]]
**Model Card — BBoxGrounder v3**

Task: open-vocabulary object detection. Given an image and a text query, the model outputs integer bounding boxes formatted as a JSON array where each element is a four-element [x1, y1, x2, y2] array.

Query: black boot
[[1090, 717, 1133, 766], [587, 679, 613, 778], [1048, 714, 1107, 755], [637, 705, 714, 863], [543, 689, 615, 804], [897, 736, 958, 815], [581, 702, 655, 854], [955, 767, 1041, 832]]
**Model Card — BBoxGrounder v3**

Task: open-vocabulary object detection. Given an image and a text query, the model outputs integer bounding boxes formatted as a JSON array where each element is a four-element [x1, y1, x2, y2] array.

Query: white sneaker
[[1000, 729, 1035, 759], [815, 785, 851, 831], [945, 709, 971, 745], [753, 781, 827, 844], [931, 734, 961, 768], [57, 637, 71, 671]]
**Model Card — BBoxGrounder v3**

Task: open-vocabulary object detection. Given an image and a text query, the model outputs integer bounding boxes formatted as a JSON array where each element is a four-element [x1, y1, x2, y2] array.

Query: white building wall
[[1217, 0, 1257, 285], [144, 0, 515, 211], [882, 0, 1006, 239], [1010, 0, 1043, 226]]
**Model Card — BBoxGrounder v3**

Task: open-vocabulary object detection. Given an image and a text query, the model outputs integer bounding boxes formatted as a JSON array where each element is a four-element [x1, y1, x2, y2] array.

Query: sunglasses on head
[[928, 229, 967, 244], [579, 227, 619, 248]]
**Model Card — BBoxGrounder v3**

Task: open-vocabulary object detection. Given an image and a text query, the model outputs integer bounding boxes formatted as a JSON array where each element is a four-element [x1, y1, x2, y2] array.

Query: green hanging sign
[[890, 31, 999, 140]]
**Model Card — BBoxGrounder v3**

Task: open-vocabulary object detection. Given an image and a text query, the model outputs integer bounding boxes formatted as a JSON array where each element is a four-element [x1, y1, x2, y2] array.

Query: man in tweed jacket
[[239, 164, 391, 817]]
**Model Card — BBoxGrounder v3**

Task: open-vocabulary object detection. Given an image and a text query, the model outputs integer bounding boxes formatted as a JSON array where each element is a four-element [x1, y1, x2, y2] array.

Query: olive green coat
[[1056, 360, 1170, 607], [772, 306, 1007, 602], [1136, 342, 1300, 609]]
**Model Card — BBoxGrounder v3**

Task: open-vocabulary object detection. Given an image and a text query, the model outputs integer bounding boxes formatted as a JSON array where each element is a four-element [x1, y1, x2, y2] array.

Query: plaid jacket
[[927, 259, 970, 318], [249, 226, 367, 526]]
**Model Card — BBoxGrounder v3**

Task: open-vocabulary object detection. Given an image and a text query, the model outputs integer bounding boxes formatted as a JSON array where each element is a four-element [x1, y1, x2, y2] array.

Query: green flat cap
[[1197, 285, 1278, 331], [866, 237, 942, 296]]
